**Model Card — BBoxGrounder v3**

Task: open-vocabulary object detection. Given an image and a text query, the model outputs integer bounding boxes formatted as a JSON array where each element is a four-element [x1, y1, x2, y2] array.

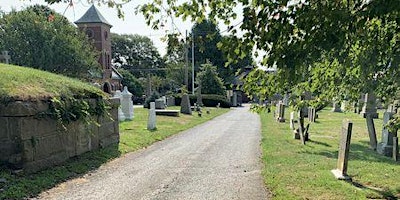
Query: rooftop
[[74, 5, 112, 27]]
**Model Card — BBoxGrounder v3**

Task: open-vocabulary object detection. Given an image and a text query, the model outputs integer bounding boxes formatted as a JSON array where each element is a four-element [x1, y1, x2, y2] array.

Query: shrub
[[144, 92, 160, 108]]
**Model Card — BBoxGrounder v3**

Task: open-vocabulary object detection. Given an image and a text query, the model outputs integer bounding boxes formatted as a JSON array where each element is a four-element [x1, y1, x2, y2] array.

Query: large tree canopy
[[39, 0, 399, 101], [111, 33, 165, 78], [0, 5, 99, 79]]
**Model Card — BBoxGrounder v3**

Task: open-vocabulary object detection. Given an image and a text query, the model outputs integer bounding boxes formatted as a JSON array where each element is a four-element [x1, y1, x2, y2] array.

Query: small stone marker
[[366, 115, 378, 150], [121, 86, 134, 120], [0, 51, 11, 64], [147, 102, 156, 130], [180, 94, 192, 115], [332, 102, 341, 112], [393, 137, 399, 161], [331, 119, 353, 180], [377, 112, 395, 157]]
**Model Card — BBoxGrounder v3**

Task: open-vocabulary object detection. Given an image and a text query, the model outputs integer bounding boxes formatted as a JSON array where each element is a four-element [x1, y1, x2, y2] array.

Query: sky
[[0, 0, 194, 56]]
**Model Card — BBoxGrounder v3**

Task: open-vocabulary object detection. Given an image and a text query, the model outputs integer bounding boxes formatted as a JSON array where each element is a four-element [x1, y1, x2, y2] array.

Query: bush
[[174, 94, 231, 108], [144, 92, 159, 108]]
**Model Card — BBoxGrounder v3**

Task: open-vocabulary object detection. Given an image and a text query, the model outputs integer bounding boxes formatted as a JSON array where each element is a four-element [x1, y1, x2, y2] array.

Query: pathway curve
[[36, 105, 270, 200]]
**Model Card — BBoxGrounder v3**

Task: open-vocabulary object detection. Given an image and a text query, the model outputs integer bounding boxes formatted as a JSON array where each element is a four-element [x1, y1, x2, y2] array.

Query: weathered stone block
[[63, 129, 77, 158], [0, 118, 9, 141], [99, 135, 119, 148], [99, 122, 115, 138], [0, 101, 48, 117], [34, 134, 65, 160], [23, 152, 68, 173], [0, 142, 19, 162]]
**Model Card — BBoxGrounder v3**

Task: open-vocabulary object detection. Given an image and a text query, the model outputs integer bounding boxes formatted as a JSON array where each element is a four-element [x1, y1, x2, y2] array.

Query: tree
[[111, 33, 165, 78], [119, 69, 143, 96], [196, 62, 225, 96], [0, 5, 99, 79], [41, 0, 400, 127]]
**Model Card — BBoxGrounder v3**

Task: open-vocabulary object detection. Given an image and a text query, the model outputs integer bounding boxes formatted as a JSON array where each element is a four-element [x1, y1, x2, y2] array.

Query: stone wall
[[0, 98, 120, 172]]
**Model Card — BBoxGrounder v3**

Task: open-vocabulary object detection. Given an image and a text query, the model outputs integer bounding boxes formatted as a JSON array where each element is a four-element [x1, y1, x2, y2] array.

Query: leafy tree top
[[0, 5, 99, 79]]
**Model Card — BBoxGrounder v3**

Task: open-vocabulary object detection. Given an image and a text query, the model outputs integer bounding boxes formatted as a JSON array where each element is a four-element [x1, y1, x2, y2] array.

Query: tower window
[[86, 29, 94, 39], [104, 30, 108, 40]]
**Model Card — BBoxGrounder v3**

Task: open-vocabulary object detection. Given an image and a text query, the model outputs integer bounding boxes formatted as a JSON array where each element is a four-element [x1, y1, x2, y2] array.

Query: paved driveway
[[36, 105, 270, 200]]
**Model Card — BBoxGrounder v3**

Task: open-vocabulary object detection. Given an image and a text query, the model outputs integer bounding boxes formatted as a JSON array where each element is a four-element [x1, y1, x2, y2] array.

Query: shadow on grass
[[308, 139, 332, 147], [0, 144, 121, 199], [348, 180, 398, 200], [300, 141, 398, 165]]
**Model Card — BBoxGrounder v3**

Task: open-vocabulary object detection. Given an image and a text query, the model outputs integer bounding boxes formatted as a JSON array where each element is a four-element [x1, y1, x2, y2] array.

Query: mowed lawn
[[0, 106, 230, 199], [261, 107, 399, 199]]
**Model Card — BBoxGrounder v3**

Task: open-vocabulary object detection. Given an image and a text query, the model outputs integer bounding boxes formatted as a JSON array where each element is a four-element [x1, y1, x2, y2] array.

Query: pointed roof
[[75, 5, 112, 27]]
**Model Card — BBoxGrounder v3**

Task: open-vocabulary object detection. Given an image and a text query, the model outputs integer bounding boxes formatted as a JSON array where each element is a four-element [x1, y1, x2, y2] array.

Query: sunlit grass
[[261, 107, 399, 199]]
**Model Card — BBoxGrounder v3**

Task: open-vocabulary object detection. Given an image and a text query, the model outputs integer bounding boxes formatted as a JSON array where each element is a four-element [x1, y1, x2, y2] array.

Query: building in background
[[75, 5, 122, 93]]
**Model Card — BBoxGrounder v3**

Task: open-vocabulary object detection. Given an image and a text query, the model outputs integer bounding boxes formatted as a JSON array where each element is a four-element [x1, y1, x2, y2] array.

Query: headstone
[[387, 104, 395, 113], [360, 93, 378, 118], [341, 101, 347, 112], [377, 112, 395, 157], [283, 93, 290, 106], [332, 102, 342, 112], [290, 111, 296, 130], [180, 94, 192, 114], [298, 118, 306, 144], [365, 115, 377, 150], [121, 86, 134, 120], [393, 137, 399, 161], [161, 96, 167, 106], [155, 98, 165, 109], [113, 90, 125, 121], [353, 102, 358, 113], [331, 119, 353, 180], [301, 92, 312, 117], [166, 96, 175, 107], [308, 107, 316, 122], [232, 91, 237, 107], [147, 102, 156, 130], [0, 51, 11, 64], [376, 99, 383, 109], [276, 102, 285, 122]]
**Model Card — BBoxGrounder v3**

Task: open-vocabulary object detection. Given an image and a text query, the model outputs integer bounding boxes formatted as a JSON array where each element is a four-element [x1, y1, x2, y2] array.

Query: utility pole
[[184, 30, 189, 92], [191, 32, 195, 95]]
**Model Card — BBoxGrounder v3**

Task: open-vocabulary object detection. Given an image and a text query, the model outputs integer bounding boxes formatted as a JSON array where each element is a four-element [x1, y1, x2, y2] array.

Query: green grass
[[0, 64, 104, 101], [261, 107, 400, 199], [0, 106, 229, 199]]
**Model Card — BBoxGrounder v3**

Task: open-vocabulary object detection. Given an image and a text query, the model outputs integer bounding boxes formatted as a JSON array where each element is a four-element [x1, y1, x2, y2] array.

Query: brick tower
[[75, 5, 115, 93]]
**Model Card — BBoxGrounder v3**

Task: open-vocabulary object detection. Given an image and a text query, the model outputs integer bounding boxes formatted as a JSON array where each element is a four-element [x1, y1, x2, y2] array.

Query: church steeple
[[75, 5, 112, 27], [75, 5, 114, 93]]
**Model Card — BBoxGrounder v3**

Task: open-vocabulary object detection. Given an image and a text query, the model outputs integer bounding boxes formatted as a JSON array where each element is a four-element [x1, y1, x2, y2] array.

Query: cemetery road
[[36, 104, 270, 200]]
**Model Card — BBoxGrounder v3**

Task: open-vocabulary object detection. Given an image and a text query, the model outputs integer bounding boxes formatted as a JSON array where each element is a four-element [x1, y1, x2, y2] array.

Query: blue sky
[[0, 0, 193, 56]]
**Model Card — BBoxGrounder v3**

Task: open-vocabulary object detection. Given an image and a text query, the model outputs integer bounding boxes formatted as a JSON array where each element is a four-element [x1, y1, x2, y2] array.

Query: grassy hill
[[0, 63, 105, 102]]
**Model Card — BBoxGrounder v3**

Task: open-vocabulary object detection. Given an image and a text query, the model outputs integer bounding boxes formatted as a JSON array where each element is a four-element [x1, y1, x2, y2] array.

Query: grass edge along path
[[0, 106, 230, 199], [260, 107, 400, 200]]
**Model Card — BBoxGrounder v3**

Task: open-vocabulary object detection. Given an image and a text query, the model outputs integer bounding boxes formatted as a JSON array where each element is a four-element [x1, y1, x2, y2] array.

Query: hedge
[[174, 94, 231, 108]]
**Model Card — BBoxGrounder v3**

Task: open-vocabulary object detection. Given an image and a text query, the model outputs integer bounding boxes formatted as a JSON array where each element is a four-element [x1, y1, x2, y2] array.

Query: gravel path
[[36, 105, 270, 200]]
